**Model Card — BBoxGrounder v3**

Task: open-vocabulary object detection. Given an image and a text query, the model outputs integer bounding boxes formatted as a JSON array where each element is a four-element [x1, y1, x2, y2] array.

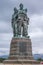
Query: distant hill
[[33, 54, 43, 60], [0, 55, 9, 58], [0, 54, 43, 60]]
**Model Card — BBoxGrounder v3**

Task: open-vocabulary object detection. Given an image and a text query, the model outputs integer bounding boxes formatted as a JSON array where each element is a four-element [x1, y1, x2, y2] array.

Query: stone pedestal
[[9, 37, 33, 60], [3, 37, 40, 64]]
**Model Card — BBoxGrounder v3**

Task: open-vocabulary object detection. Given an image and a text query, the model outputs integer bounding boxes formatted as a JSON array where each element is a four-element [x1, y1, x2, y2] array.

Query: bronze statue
[[11, 3, 29, 37]]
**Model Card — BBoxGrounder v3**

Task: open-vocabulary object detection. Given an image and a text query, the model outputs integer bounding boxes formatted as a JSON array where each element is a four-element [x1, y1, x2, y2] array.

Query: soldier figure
[[12, 7, 18, 37]]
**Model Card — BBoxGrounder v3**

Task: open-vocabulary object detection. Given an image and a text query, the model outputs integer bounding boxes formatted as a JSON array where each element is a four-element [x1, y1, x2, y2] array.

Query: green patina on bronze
[[11, 3, 29, 38]]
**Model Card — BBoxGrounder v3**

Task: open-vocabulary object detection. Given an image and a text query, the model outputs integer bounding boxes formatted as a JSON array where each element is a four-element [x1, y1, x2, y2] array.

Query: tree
[[37, 58, 43, 61], [0, 58, 6, 63]]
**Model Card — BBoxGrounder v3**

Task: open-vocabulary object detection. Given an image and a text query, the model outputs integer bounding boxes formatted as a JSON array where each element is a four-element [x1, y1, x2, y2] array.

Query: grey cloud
[[29, 14, 43, 33], [0, 0, 43, 23], [31, 37, 43, 47], [0, 48, 9, 56], [0, 41, 10, 48], [0, 33, 13, 48], [0, 21, 12, 33]]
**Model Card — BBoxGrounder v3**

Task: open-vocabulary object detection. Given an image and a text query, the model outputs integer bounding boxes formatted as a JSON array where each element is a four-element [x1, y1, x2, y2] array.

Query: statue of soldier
[[11, 3, 29, 37], [17, 14, 29, 37], [23, 17, 29, 37], [17, 3, 29, 37], [12, 7, 18, 37]]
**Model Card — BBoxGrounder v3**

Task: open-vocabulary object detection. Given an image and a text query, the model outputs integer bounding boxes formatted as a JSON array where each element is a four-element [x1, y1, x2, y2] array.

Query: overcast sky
[[0, 0, 43, 56]]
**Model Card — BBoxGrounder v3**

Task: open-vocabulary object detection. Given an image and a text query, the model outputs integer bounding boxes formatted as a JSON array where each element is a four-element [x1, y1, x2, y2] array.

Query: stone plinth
[[9, 37, 33, 60], [3, 60, 40, 64], [3, 37, 40, 64]]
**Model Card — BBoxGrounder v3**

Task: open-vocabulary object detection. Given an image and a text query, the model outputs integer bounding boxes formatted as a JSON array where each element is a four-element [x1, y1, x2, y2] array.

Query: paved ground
[[0, 63, 4, 65], [0, 63, 41, 65]]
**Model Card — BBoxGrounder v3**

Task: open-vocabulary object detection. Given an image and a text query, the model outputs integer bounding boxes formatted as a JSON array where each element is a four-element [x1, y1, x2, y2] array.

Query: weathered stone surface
[[9, 37, 33, 60], [3, 37, 40, 64], [3, 60, 40, 64]]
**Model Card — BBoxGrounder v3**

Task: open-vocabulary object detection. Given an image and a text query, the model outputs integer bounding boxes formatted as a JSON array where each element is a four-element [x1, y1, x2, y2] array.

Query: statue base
[[3, 60, 40, 64], [3, 37, 40, 64]]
